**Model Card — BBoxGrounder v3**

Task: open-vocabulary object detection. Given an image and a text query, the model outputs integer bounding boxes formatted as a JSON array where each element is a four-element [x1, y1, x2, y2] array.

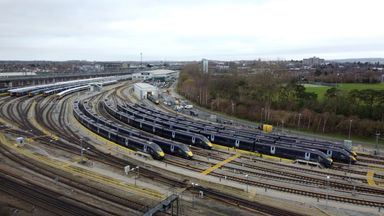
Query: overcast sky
[[1, 0, 383, 61]]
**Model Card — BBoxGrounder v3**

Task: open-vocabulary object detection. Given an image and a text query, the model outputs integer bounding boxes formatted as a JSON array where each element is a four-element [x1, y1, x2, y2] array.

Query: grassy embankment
[[304, 83, 384, 101]]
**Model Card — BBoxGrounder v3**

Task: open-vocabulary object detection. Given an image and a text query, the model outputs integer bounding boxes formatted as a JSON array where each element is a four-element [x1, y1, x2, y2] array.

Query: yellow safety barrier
[[201, 154, 241, 175], [366, 170, 376, 186]]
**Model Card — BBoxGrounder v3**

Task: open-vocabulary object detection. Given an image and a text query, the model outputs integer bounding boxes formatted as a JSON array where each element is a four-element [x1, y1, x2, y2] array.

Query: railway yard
[[0, 78, 384, 216]]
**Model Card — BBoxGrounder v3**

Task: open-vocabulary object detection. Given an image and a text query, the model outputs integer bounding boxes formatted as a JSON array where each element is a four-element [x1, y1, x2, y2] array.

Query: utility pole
[[140, 52, 143, 69], [326, 175, 330, 209]]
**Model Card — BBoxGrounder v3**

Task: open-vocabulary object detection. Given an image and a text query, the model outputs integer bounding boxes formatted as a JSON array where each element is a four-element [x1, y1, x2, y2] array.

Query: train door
[[143, 145, 147, 153], [210, 134, 215, 142], [172, 131, 175, 138], [270, 146, 276, 154], [326, 150, 332, 157], [192, 137, 196, 144], [305, 152, 311, 160], [235, 140, 240, 148], [125, 139, 129, 146], [171, 145, 175, 153], [153, 127, 156, 132]]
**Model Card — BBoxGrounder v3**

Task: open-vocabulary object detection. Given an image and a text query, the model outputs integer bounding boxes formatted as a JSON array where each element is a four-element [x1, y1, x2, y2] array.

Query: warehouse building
[[132, 69, 178, 81], [133, 83, 158, 100]]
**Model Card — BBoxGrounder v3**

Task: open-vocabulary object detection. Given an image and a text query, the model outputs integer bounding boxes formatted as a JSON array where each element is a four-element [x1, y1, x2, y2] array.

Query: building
[[132, 69, 178, 82], [133, 83, 158, 100], [302, 57, 325, 66], [202, 59, 208, 73]]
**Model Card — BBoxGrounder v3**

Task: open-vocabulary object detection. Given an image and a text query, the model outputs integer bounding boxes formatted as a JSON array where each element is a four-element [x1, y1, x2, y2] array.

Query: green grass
[[304, 83, 384, 100]]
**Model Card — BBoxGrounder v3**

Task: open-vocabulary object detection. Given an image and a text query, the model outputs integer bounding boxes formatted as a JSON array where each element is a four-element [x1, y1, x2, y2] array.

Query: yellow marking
[[207, 141, 213, 147], [366, 170, 376, 186], [187, 151, 193, 157], [159, 151, 165, 157], [0, 93, 8, 96], [201, 154, 241, 175], [211, 143, 293, 163]]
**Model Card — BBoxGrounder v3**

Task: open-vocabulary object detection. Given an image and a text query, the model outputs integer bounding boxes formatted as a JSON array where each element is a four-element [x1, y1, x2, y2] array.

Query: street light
[[245, 174, 249, 192], [132, 166, 140, 186], [326, 175, 330, 209], [348, 120, 352, 139], [80, 147, 90, 163], [191, 183, 199, 208]]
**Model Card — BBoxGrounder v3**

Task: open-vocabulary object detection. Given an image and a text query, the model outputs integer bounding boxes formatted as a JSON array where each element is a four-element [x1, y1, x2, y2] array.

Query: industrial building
[[133, 83, 158, 100], [202, 59, 209, 73], [132, 69, 178, 81], [302, 57, 325, 66]]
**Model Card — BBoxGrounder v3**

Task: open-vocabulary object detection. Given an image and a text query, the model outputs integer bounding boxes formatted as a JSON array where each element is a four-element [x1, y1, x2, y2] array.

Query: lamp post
[[80, 147, 90, 163], [326, 175, 330, 209], [348, 119, 352, 139], [191, 183, 198, 208]]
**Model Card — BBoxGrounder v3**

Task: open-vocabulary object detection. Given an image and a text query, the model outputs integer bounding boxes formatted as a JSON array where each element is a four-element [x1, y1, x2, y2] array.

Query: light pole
[[80, 146, 90, 163], [132, 166, 140, 186], [191, 183, 198, 208], [245, 174, 249, 192], [326, 175, 330, 209], [348, 119, 352, 139]]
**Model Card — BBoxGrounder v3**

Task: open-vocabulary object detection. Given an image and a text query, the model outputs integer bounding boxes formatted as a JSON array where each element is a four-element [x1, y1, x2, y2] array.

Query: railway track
[[100, 88, 384, 207], [0, 142, 146, 215], [0, 172, 105, 216]]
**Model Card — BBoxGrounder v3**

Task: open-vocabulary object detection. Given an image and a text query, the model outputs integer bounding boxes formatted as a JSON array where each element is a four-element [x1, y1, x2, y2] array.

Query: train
[[116, 104, 339, 167], [103, 100, 213, 150], [8, 76, 129, 97], [121, 103, 355, 165], [73, 100, 165, 160], [147, 94, 159, 105], [78, 100, 193, 159]]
